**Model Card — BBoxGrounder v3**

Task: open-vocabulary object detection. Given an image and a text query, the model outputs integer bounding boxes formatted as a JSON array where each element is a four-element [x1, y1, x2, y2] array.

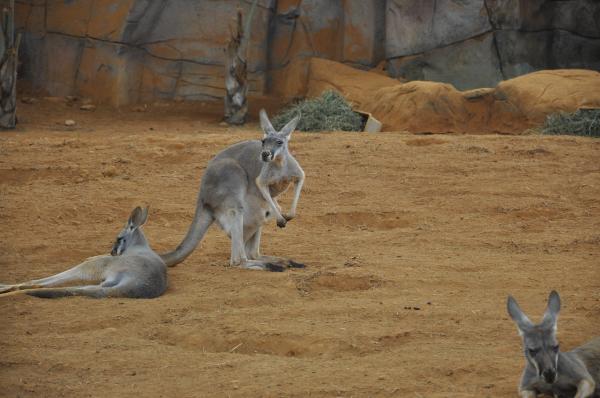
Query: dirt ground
[[0, 99, 599, 398]]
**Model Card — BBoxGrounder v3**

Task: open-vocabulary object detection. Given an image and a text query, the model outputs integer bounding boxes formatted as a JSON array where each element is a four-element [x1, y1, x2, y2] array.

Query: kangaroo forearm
[[256, 178, 283, 218], [575, 379, 595, 398], [288, 176, 304, 215]]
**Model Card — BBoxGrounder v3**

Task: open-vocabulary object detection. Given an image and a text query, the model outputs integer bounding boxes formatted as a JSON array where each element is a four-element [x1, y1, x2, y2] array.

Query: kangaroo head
[[259, 109, 300, 163], [111, 206, 149, 256], [507, 290, 561, 384]]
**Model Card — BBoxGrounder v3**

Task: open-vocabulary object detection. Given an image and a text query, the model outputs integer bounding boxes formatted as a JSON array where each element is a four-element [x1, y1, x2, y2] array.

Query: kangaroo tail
[[160, 206, 214, 267]]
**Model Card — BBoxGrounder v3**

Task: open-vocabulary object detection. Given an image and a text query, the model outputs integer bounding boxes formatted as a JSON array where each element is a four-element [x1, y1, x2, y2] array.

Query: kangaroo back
[[574, 338, 600, 383]]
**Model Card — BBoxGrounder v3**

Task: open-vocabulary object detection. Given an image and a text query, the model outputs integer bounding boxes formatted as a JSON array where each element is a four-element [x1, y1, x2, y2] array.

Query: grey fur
[[507, 291, 600, 398], [160, 109, 305, 271], [0, 207, 167, 299]]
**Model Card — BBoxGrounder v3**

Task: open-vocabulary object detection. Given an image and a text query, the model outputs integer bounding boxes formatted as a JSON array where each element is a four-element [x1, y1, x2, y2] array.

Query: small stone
[[80, 104, 96, 111], [219, 121, 228, 127], [102, 166, 118, 177], [65, 95, 78, 103], [64, 119, 76, 126]]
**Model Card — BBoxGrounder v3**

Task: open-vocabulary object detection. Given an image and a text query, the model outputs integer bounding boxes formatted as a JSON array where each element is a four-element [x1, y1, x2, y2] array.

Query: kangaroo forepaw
[[276, 218, 287, 228], [288, 260, 305, 269]]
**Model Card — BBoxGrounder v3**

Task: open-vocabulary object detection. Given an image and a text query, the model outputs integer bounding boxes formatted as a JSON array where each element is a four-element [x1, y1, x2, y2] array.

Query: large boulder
[[387, 33, 504, 90], [486, 0, 600, 37], [304, 58, 600, 134], [494, 69, 600, 125], [306, 58, 400, 109], [14, 0, 600, 104], [385, 0, 491, 57], [495, 30, 600, 79], [385, 0, 600, 89]]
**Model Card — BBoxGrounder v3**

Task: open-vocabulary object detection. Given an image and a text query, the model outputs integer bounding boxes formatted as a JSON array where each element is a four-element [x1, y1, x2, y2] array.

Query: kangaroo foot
[[265, 263, 286, 272], [288, 260, 305, 269], [256, 256, 305, 269]]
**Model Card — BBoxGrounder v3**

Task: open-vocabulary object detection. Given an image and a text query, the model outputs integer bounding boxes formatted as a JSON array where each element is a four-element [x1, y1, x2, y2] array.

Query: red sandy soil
[[0, 98, 599, 397]]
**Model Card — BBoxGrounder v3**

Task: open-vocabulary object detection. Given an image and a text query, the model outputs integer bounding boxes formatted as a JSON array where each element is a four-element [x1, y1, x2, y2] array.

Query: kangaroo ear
[[542, 290, 561, 329], [139, 206, 149, 226], [128, 206, 148, 228], [259, 109, 275, 136], [279, 113, 300, 139], [507, 295, 533, 334]]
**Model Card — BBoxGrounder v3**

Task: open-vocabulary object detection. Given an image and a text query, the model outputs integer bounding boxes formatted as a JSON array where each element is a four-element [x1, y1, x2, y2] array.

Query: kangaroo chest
[[532, 378, 578, 398], [269, 176, 297, 197]]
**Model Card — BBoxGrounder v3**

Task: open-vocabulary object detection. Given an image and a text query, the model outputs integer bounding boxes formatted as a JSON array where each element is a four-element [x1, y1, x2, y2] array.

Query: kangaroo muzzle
[[261, 150, 273, 162], [111, 237, 124, 256], [542, 368, 557, 384]]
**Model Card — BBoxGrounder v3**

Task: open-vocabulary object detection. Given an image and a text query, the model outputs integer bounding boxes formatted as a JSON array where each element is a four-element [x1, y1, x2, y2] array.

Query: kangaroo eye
[[276, 140, 283, 145], [528, 348, 540, 356], [261, 139, 265, 144]]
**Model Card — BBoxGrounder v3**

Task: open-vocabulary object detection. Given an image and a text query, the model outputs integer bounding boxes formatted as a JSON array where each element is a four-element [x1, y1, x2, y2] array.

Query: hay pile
[[543, 109, 600, 137], [272, 90, 363, 132]]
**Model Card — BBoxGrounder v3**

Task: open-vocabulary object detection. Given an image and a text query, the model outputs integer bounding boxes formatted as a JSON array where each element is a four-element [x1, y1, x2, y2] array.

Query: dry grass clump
[[542, 109, 600, 137], [272, 90, 363, 132]]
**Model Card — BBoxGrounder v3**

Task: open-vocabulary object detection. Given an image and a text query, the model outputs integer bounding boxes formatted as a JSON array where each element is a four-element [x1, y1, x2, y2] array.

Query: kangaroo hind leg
[[0, 257, 108, 294], [0, 285, 116, 299], [246, 228, 304, 269]]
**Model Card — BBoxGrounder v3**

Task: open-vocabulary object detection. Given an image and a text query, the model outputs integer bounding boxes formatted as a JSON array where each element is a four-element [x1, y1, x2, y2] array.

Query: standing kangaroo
[[507, 291, 600, 398], [0, 207, 167, 299], [160, 109, 305, 272]]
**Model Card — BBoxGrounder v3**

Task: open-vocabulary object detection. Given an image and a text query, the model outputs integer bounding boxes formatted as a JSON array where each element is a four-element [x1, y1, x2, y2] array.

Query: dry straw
[[272, 90, 363, 132], [542, 109, 600, 138]]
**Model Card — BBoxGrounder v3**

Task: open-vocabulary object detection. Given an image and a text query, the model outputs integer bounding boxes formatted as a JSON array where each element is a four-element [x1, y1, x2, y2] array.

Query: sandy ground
[[0, 99, 599, 397]]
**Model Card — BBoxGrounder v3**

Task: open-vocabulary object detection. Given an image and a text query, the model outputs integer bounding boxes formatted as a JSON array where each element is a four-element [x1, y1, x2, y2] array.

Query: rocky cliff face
[[16, 0, 600, 105]]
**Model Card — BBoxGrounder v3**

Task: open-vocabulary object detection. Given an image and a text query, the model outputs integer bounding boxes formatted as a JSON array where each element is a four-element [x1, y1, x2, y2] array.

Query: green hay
[[542, 109, 600, 138], [272, 90, 363, 132]]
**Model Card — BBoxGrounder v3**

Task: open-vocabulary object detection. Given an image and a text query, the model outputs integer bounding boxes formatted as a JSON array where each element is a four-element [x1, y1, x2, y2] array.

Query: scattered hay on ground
[[272, 90, 363, 132], [542, 109, 600, 137]]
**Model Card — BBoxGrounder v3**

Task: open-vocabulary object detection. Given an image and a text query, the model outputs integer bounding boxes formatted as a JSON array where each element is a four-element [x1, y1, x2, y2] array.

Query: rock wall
[[15, 0, 600, 105]]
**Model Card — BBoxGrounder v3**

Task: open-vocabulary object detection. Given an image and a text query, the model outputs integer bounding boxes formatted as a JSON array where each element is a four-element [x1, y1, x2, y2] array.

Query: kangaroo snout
[[542, 369, 557, 384], [261, 150, 272, 162], [111, 237, 123, 256]]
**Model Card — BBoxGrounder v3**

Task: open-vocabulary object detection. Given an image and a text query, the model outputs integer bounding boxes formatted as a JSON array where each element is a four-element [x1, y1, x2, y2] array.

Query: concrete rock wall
[[15, 0, 600, 104]]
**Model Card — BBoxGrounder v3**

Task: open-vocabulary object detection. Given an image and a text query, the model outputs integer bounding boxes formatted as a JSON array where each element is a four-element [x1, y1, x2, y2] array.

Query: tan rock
[[306, 58, 400, 109], [46, 0, 93, 37], [303, 58, 600, 134], [80, 104, 97, 111]]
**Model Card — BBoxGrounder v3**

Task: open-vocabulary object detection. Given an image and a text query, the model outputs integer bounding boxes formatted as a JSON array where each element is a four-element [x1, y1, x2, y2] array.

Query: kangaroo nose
[[261, 151, 270, 160], [542, 369, 556, 383]]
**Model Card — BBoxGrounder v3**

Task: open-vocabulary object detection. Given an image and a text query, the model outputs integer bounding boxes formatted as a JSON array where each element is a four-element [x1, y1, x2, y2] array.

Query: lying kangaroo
[[0, 207, 167, 299], [161, 109, 305, 272], [507, 291, 600, 398]]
